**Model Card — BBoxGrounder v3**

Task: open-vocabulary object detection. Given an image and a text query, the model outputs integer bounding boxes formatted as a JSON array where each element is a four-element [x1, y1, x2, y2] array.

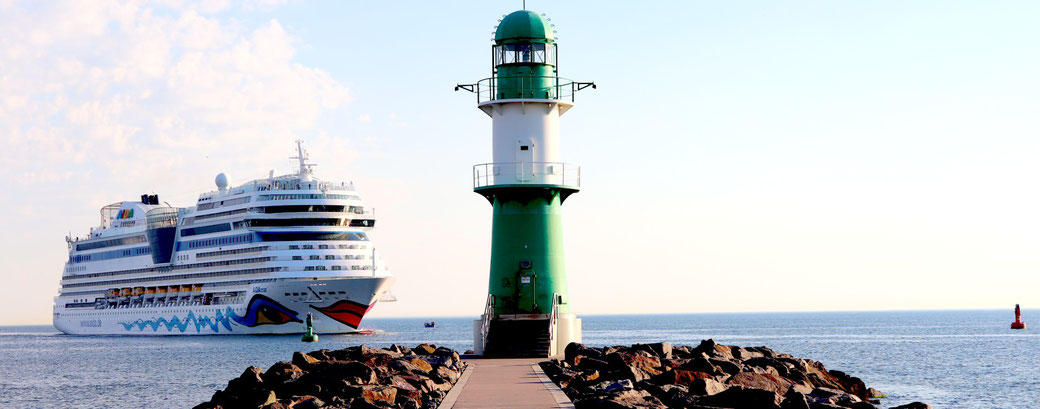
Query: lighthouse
[[457, 9, 595, 357]]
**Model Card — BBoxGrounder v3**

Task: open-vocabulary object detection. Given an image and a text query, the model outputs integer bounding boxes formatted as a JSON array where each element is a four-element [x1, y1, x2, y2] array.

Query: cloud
[[0, 0, 349, 199], [358, 113, 371, 123]]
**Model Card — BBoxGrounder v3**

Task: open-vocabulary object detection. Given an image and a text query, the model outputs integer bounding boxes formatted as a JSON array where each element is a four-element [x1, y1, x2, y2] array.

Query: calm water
[[0, 310, 1036, 408]]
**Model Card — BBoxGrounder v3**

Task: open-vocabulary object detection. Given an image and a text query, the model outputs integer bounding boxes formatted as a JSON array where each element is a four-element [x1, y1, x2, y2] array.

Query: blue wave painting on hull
[[118, 294, 302, 333]]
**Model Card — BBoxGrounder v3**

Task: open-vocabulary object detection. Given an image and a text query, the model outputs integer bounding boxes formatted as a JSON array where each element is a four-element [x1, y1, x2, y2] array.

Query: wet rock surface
[[194, 344, 465, 409], [542, 340, 928, 409]]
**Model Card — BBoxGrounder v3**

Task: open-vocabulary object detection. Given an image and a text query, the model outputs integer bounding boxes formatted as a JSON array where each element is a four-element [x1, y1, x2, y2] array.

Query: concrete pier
[[440, 358, 573, 408]]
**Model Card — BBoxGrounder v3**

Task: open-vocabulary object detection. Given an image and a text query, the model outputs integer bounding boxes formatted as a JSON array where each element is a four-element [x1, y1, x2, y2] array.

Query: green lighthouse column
[[458, 9, 595, 358]]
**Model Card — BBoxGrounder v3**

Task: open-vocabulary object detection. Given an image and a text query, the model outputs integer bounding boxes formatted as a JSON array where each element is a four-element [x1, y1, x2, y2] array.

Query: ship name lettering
[[79, 319, 102, 328]]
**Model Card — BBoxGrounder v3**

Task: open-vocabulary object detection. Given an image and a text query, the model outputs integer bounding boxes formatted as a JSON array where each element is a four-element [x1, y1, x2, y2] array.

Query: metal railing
[[548, 293, 562, 355], [247, 180, 356, 193], [455, 76, 595, 104], [480, 294, 496, 353], [473, 162, 581, 189]]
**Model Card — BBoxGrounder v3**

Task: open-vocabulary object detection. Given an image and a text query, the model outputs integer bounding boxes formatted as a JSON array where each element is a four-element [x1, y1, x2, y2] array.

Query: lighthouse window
[[516, 43, 532, 62], [495, 43, 554, 66], [532, 43, 545, 63], [502, 44, 517, 64]]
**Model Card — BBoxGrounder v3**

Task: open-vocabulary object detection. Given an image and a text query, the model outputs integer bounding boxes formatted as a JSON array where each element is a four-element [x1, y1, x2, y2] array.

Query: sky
[[2, 0, 1039, 325]]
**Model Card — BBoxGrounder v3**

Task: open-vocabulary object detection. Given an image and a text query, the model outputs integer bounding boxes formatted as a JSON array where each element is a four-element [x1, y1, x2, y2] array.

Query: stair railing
[[480, 294, 495, 352], [548, 293, 561, 355]]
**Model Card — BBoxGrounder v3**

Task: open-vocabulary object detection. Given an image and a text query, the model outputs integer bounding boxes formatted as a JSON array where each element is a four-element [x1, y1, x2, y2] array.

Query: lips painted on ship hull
[[310, 300, 376, 329], [233, 294, 303, 327]]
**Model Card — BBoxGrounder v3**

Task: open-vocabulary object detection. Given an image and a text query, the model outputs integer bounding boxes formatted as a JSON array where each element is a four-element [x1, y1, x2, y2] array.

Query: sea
[[0, 310, 1036, 408]]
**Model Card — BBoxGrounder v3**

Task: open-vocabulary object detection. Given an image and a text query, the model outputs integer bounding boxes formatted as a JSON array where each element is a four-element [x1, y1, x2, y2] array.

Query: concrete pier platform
[[440, 358, 573, 408]]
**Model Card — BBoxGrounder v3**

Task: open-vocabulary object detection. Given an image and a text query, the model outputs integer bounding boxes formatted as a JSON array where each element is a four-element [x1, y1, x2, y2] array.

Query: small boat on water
[[424, 321, 435, 328]]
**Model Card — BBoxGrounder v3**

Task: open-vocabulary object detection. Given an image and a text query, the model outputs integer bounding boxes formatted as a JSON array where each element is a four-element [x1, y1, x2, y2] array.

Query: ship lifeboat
[[119, 288, 131, 297], [145, 287, 155, 295], [156, 286, 167, 294], [180, 285, 191, 293], [132, 287, 144, 296], [106, 288, 119, 298], [168, 286, 179, 294], [191, 284, 203, 292]]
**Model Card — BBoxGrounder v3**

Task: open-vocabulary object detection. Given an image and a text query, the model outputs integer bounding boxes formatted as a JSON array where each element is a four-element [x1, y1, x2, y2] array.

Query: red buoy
[[1011, 304, 1026, 330]]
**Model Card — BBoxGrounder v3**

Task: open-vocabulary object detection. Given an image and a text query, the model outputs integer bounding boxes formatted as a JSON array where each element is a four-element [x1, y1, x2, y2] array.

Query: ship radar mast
[[291, 140, 316, 181]]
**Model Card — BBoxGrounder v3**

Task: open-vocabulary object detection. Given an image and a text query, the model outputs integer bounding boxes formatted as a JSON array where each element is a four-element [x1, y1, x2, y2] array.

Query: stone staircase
[[482, 318, 551, 358]]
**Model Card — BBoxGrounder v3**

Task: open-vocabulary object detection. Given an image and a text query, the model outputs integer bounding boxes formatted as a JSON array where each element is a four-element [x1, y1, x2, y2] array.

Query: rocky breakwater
[[194, 344, 465, 409], [541, 340, 931, 409]]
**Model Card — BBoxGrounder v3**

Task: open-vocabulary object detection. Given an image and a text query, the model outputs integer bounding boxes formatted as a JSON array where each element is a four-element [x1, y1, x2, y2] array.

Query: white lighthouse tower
[[458, 9, 595, 357]]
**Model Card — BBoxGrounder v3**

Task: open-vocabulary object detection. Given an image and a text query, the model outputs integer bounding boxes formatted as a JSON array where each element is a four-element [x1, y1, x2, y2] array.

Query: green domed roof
[[495, 10, 554, 43]]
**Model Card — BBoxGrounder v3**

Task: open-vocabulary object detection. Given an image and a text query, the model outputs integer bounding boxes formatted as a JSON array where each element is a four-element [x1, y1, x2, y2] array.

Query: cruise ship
[[53, 142, 395, 335]]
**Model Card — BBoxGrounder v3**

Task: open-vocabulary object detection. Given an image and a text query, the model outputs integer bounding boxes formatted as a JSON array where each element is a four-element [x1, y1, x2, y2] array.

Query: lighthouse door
[[516, 268, 537, 313], [516, 139, 535, 182]]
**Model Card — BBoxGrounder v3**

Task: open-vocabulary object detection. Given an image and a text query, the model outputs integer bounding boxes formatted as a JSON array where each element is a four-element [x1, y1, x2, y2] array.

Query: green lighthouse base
[[472, 184, 581, 357]]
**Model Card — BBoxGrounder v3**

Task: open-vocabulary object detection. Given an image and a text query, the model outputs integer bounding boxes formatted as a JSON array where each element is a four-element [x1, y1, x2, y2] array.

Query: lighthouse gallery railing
[[455, 76, 595, 103], [473, 162, 581, 189]]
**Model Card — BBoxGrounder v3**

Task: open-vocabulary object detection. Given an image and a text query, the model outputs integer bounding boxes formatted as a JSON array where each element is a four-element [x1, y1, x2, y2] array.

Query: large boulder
[[605, 351, 663, 382], [654, 369, 713, 387], [688, 378, 728, 396], [828, 370, 868, 400], [726, 371, 794, 396], [566, 342, 604, 366], [780, 390, 810, 409], [413, 343, 437, 355], [264, 362, 305, 385], [693, 339, 734, 361], [698, 385, 781, 409], [390, 357, 433, 375], [574, 355, 610, 372], [634, 342, 674, 360]]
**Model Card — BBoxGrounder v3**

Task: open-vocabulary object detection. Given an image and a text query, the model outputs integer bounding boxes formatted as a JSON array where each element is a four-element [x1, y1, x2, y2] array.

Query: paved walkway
[[440, 358, 573, 409]]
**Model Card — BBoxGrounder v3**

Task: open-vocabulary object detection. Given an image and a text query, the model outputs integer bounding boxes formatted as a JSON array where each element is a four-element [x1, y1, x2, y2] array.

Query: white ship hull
[[54, 277, 394, 335]]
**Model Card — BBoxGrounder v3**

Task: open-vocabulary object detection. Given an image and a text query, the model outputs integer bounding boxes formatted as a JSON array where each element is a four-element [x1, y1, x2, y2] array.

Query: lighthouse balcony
[[473, 162, 580, 189], [457, 76, 595, 103]]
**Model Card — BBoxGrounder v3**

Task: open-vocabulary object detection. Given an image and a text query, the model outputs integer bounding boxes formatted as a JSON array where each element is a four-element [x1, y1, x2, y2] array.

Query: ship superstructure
[[53, 142, 395, 335]]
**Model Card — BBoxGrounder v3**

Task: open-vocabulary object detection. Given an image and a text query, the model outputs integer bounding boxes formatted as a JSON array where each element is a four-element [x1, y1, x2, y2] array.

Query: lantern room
[[493, 10, 558, 99]]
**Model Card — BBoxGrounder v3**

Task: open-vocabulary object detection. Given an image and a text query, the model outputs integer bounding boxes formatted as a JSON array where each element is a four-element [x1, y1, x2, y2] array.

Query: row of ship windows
[[179, 233, 255, 250], [293, 255, 366, 261], [60, 279, 275, 298], [66, 257, 272, 281], [177, 232, 369, 251], [63, 256, 378, 288], [196, 196, 251, 211], [62, 267, 282, 289], [304, 265, 372, 271], [181, 223, 232, 237], [181, 218, 375, 238], [70, 247, 152, 263], [185, 204, 366, 226], [258, 194, 360, 201], [289, 244, 367, 250], [75, 235, 147, 251], [64, 245, 365, 279], [197, 246, 268, 258]]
